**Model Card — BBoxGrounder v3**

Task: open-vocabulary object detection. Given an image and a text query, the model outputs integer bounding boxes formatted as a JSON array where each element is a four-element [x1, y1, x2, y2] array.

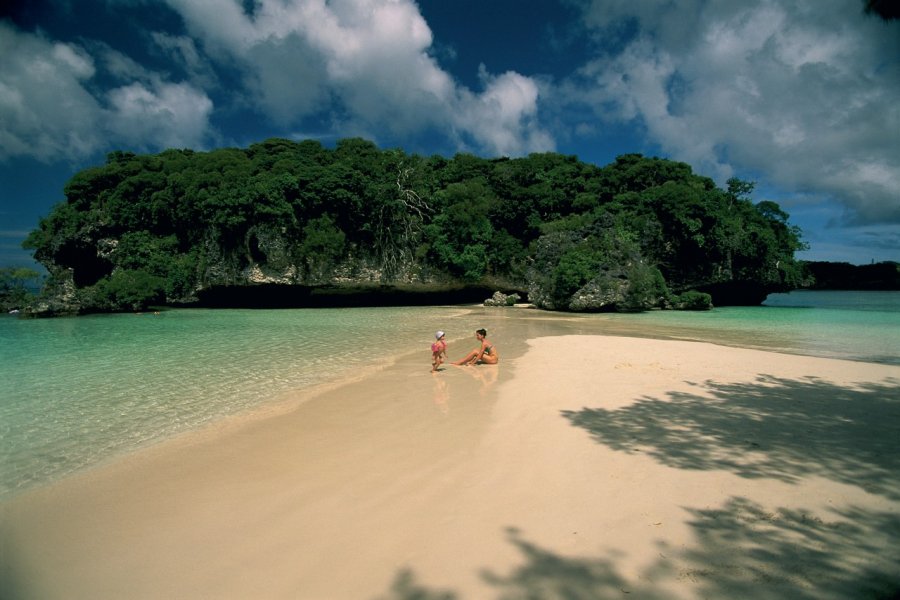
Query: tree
[[22, 141, 807, 313], [0, 267, 43, 311], [424, 181, 495, 281]]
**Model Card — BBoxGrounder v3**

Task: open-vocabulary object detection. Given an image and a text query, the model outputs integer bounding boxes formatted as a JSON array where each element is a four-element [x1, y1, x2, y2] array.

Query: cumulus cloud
[[0, 21, 215, 162], [453, 66, 555, 156], [106, 81, 214, 150], [163, 0, 553, 156], [567, 0, 900, 226], [0, 22, 103, 161], [2, 0, 555, 163]]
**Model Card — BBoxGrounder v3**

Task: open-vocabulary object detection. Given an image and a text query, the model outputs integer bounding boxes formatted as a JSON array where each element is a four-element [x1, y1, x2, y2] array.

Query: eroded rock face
[[26, 225, 526, 314], [567, 277, 629, 312], [24, 222, 766, 316], [24, 268, 80, 316]]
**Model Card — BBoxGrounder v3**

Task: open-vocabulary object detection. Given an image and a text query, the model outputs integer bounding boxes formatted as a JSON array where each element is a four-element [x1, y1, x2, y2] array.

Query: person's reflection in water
[[432, 374, 450, 413], [458, 361, 499, 397]]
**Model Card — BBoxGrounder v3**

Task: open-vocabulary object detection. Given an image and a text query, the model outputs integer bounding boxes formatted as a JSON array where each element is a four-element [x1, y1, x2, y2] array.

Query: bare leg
[[452, 350, 479, 365]]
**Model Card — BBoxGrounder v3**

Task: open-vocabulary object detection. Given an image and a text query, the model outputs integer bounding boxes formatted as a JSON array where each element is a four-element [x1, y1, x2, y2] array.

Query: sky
[[1, 0, 898, 270]]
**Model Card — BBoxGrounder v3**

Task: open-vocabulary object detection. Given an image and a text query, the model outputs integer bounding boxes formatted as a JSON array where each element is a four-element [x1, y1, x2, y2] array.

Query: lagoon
[[1, 291, 897, 499]]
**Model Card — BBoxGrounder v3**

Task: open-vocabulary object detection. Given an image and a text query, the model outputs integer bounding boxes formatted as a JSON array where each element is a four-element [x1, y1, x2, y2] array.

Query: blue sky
[[1, 0, 898, 269]]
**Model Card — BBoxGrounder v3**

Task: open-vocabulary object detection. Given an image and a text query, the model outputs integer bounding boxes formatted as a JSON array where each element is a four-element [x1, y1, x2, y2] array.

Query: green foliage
[[672, 290, 714, 310], [425, 181, 495, 281], [300, 215, 346, 257], [91, 269, 166, 311], [299, 215, 347, 278], [112, 232, 179, 275], [0, 267, 43, 311], [624, 263, 670, 311], [552, 246, 603, 304], [23, 139, 807, 313]]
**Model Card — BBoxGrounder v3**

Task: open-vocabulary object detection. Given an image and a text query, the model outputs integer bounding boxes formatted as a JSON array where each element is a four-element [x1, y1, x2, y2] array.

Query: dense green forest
[[21, 138, 806, 314], [801, 261, 900, 290], [0, 267, 42, 312]]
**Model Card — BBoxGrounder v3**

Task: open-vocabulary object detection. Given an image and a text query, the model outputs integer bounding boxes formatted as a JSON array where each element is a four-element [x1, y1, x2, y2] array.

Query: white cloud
[[453, 67, 555, 156], [2, 0, 556, 162], [107, 81, 214, 150], [164, 0, 554, 156], [0, 22, 103, 161], [0, 22, 215, 162], [569, 0, 900, 225]]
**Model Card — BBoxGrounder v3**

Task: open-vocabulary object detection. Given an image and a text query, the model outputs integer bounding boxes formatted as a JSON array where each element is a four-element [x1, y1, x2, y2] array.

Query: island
[[20, 138, 806, 315]]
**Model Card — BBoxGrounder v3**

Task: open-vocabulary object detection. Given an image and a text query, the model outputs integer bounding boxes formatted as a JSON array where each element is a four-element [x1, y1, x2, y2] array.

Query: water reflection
[[455, 364, 499, 397]]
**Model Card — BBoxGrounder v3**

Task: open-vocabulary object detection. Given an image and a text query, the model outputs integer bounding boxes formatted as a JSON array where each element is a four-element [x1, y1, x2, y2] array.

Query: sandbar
[[2, 322, 899, 599]]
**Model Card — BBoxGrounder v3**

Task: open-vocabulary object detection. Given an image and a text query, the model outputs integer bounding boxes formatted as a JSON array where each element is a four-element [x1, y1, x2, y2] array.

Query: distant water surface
[[598, 290, 900, 365], [2, 291, 897, 499]]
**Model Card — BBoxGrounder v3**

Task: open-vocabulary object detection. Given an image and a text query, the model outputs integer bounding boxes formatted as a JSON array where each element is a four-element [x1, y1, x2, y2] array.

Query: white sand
[[2, 333, 899, 599]]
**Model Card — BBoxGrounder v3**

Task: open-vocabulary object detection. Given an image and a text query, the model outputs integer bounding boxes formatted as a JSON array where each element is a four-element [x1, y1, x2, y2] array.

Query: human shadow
[[562, 375, 900, 499]]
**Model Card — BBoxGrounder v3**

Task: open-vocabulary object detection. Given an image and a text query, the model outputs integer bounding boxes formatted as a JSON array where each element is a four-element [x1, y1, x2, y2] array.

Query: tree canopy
[[22, 138, 806, 313], [0, 267, 43, 312]]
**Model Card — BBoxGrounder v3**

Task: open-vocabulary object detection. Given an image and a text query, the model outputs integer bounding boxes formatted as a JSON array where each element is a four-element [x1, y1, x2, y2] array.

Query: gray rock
[[483, 291, 520, 306]]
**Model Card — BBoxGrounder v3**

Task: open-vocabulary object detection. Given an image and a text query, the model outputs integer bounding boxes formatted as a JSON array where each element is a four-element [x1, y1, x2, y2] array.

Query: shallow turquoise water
[[0, 306, 462, 498], [2, 292, 898, 499], [602, 290, 900, 365]]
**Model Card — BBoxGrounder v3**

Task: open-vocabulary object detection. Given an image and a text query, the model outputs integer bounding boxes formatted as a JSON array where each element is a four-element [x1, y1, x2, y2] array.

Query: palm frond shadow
[[562, 375, 900, 499]]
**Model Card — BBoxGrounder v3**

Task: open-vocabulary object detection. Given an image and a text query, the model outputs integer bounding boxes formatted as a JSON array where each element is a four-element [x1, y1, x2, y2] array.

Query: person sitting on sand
[[452, 328, 499, 366], [431, 330, 447, 372]]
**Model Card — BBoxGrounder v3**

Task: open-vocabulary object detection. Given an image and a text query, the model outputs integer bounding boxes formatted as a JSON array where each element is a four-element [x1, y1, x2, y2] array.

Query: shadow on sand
[[375, 375, 900, 600], [377, 500, 900, 600], [374, 568, 459, 600], [562, 375, 900, 499]]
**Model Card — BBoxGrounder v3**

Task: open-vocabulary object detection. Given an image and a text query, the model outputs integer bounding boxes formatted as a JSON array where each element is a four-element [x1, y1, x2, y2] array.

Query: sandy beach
[[2, 322, 899, 599]]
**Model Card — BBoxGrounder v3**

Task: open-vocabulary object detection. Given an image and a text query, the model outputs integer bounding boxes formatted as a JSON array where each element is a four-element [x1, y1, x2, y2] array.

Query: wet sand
[[2, 319, 899, 599]]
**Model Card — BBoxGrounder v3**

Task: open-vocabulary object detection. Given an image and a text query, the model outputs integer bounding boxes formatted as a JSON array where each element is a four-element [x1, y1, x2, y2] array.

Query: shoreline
[[2, 326, 899, 599], [2, 299, 897, 502]]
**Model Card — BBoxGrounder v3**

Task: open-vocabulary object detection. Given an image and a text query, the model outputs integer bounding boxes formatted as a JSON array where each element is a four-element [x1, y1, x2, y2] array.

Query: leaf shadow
[[374, 499, 900, 600], [661, 497, 900, 599], [373, 568, 458, 600], [479, 527, 665, 600], [562, 375, 900, 499]]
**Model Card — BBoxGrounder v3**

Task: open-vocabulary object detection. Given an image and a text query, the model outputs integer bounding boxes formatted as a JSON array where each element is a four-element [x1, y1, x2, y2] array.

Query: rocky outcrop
[[22, 268, 81, 317], [566, 276, 632, 311], [483, 291, 521, 306], [24, 224, 526, 315]]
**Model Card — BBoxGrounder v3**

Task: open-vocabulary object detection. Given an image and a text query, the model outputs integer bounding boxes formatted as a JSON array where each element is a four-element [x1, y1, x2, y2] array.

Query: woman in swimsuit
[[452, 328, 499, 365]]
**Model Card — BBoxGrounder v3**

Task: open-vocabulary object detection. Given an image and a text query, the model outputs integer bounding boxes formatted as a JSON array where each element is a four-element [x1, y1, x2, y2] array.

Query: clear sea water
[[1, 291, 898, 499]]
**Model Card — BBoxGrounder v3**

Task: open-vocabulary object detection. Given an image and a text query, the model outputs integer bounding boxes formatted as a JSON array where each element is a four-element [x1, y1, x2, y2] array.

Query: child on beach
[[431, 330, 447, 372]]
